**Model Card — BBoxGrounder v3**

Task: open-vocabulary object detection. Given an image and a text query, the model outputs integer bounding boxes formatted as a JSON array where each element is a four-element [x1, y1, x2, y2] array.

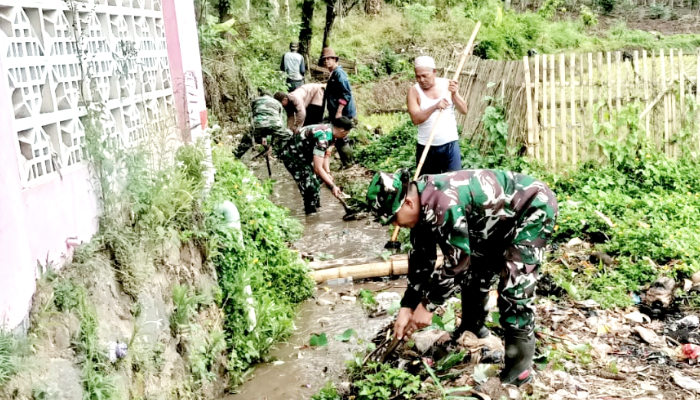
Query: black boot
[[500, 328, 535, 386]]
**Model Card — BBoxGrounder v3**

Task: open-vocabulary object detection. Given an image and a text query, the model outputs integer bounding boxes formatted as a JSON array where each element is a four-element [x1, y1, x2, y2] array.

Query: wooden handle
[[389, 21, 481, 243]]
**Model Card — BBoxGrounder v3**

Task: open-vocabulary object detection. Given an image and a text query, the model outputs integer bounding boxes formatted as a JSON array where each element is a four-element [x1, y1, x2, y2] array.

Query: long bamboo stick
[[388, 22, 481, 245], [524, 56, 535, 158], [680, 49, 685, 147], [543, 54, 549, 165], [560, 53, 567, 164], [534, 54, 540, 159], [570, 53, 577, 166], [661, 49, 669, 155], [550, 54, 556, 169], [697, 49, 700, 151], [607, 52, 613, 120], [670, 49, 677, 157]]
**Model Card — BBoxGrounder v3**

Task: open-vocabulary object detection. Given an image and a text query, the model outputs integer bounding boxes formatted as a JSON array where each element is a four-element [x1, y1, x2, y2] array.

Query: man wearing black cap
[[281, 42, 306, 91]]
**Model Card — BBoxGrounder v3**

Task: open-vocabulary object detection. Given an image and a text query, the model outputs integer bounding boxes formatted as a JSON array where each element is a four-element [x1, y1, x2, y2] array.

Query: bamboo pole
[[661, 49, 669, 156], [598, 52, 604, 125], [633, 50, 640, 107], [616, 51, 622, 113], [643, 50, 650, 137], [670, 49, 677, 157], [587, 53, 594, 162], [607, 52, 613, 120], [680, 49, 685, 150], [697, 49, 700, 151], [560, 53, 567, 164], [570, 53, 577, 166], [534, 54, 540, 159], [550, 54, 556, 169], [388, 22, 480, 246], [543, 54, 549, 165], [524, 56, 535, 158]]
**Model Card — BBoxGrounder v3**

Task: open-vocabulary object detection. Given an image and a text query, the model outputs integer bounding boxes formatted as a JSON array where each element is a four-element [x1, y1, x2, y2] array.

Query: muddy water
[[249, 156, 387, 260], [226, 157, 402, 399], [228, 281, 405, 400]]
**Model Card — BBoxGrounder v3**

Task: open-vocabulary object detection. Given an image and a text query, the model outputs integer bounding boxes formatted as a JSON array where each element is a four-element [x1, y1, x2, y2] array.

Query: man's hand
[[394, 307, 414, 340], [331, 185, 341, 198], [448, 79, 460, 94], [412, 303, 434, 330], [335, 111, 343, 120], [434, 98, 450, 111]]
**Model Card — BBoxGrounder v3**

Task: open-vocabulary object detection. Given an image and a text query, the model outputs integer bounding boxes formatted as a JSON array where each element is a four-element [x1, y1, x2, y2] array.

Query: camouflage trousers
[[279, 152, 321, 214], [234, 127, 283, 159]]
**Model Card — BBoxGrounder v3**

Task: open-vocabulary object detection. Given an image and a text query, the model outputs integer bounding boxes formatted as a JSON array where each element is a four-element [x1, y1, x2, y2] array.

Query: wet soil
[[228, 280, 406, 400]]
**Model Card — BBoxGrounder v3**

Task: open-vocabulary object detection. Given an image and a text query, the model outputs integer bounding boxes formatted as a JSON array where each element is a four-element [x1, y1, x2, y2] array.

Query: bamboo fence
[[522, 49, 700, 168], [510, 0, 700, 11], [431, 49, 529, 151]]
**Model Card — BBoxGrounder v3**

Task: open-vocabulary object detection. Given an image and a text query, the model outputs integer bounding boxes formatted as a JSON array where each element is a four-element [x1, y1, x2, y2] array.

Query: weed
[[579, 5, 598, 26], [422, 359, 474, 400], [170, 284, 206, 335], [649, 4, 671, 20], [359, 289, 377, 307], [354, 363, 421, 400], [312, 382, 342, 400], [0, 331, 26, 389]]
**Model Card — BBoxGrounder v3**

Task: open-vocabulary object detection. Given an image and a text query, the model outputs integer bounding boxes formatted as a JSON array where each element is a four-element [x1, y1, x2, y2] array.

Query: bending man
[[366, 169, 558, 386], [274, 83, 326, 134], [407, 56, 467, 174], [234, 91, 289, 159], [281, 117, 353, 215]]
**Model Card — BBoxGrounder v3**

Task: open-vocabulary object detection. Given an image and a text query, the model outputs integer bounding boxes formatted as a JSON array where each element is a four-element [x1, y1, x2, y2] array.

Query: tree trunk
[[299, 0, 315, 65], [364, 0, 382, 15], [270, 0, 280, 20], [321, 1, 336, 64], [283, 0, 291, 24]]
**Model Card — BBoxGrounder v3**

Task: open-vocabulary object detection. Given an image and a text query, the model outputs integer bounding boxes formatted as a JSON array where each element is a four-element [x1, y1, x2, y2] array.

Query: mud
[[228, 280, 406, 400]]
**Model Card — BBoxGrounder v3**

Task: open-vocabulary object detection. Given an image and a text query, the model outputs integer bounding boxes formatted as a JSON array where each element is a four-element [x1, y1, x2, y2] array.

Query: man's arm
[[407, 86, 444, 125], [291, 96, 306, 132], [449, 80, 468, 114], [313, 155, 340, 197], [300, 56, 306, 75], [280, 55, 286, 72], [400, 224, 438, 310]]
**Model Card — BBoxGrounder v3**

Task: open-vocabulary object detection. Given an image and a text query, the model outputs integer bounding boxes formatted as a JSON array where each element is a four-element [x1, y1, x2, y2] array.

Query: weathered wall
[[0, 0, 206, 330]]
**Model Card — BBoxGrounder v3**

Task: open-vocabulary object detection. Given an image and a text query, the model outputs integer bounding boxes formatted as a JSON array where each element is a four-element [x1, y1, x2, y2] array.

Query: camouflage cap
[[366, 169, 411, 225]]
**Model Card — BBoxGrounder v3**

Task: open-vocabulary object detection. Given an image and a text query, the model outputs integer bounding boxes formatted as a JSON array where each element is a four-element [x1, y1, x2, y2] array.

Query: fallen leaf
[[473, 363, 498, 384], [334, 329, 357, 342], [633, 326, 662, 347], [673, 372, 700, 393], [310, 333, 328, 347], [624, 311, 651, 324]]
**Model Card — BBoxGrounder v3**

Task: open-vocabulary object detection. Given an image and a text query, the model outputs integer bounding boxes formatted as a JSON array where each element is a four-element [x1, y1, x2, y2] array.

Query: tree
[[299, 0, 315, 64], [365, 0, 382, 15]]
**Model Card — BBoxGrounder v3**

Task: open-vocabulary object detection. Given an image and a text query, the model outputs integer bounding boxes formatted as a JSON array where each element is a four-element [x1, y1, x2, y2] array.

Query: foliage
[[311, 382, 342, 400], [538, 0, 564, 19], [354, 118, 416, 172], [170, 284, 207, 335], [404, 4, 437, 37], [422, 359, 474, 400], [0, 332, 26, 389], [595, 0, 616, 14], [579, 5, 598, 27], [205, 148, 314, 384], [334, 329, 357, 342], [354, 363, 421, 400], [310, 333, 329, 347], [359, 289, 377, 307], [648, 4, 671, 20]]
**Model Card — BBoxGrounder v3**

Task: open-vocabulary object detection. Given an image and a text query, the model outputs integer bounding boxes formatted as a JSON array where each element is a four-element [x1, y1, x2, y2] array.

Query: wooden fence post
[[570, 53, 577, 166], [560, 53, 567, 164], [661, 49, 669, 156], [543, 54, 549, 165], [524, 56, 535, 158], [550, 54, 556, 169], [587, 52, 594, 162], [534, 54, 540, 159], [643, 50, 650, 137]]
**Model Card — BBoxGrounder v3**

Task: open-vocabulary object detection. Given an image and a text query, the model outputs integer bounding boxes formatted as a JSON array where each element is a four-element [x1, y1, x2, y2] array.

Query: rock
[[589, 251, 614, 266], [673, 372, 700, 393], [316, 298, 335, 306], [566, 237, 584, 247], [693, 271, 700, 284], [678, 315, 700, 329], [53, 326, 71, 350], [413, 329, 451, 353], [624, 311, 651, 324], [340, 295, 356, 303], [643, 277, 675, 316]]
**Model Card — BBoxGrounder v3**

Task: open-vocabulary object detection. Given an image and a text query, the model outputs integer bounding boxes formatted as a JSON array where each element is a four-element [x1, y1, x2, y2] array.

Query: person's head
[[414, 56, 437, 90], [321, 47, 339, 71], [290, 42, 299, 52], [331, 116, 353, 139], [366, 169, 421, 228], [273, 92, 289, 107]]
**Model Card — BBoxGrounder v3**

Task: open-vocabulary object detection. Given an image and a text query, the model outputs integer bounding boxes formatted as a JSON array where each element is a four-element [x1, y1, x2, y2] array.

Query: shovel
[[384, 21, 481, 251], [337, 192, 362, 221]]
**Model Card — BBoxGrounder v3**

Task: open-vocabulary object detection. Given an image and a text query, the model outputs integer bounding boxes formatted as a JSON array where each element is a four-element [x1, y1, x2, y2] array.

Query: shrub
[[648, 4, 671, 20], [579, 5, 599, 26]]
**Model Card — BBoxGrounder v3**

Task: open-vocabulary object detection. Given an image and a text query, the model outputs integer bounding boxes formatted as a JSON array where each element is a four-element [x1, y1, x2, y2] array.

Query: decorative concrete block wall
[[0, 0, 206, 330]]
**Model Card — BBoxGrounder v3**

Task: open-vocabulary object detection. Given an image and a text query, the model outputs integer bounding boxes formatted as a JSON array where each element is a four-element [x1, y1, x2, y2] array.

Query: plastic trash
[[325, 277, 353, 286], [244, 285, 256, 331], [682, 344, 700, 360], [108, 341, 128, 363], [217, 200, 244, 246], [630, 292, 642, 304]]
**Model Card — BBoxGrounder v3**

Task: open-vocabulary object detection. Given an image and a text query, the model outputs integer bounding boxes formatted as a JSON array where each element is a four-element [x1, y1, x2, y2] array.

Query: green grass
[[0, 331, 26, 389]]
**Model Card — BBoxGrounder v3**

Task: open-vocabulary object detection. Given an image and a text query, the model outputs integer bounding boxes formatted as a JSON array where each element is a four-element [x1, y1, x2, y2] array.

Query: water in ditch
[[225, 156, 403, 400]]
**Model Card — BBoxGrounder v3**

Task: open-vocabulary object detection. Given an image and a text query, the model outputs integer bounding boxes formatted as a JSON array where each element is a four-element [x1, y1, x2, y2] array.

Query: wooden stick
[[697, 49, 700, 151], [388, 21, 481, 244], [615, 51, 622, 113], [570, 53, 577, 166], [543, 54, 549, 165], [550, 54, 556, 169], [640, 88, 672, 119], [670, 49, 677, 157], [661, 49, 669, 155], [680, 49, 685, 143], [524, 56, 535, 158], [607, 52, 613, 120], [534, 54, 540, 159], [560, 53, 567, 164], [587, 52, 594, 162], [643, 50, 650, 137]]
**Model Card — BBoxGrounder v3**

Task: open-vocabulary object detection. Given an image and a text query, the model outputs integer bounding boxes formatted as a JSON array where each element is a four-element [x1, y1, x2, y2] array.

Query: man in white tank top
[[407, 56, 468, 174]]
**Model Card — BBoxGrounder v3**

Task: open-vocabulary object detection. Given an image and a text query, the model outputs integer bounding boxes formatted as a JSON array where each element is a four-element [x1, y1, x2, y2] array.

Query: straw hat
[[320, 47, 339, 60]]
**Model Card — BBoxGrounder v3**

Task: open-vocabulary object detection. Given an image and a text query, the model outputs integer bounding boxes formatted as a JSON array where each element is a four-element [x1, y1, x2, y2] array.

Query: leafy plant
[[334, 329, 357, 342], [0, 331, 26, 389], [170, 284, 206, 335], [648, 4, 671, 20], [312, 382, 342, 400], [404, 4, 437, 37], [422, 359, 475, 400], [310, 333, 328, 347], [359, 289, 377, 307], [579, 5, 598, 26], [354, 363, 421, 400]]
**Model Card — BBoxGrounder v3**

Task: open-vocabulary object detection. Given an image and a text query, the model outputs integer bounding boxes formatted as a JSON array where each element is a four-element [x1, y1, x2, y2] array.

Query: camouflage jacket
[[401, 169, 558, 309], [252, 95, 286, 131], [280, 124, 334, 161]]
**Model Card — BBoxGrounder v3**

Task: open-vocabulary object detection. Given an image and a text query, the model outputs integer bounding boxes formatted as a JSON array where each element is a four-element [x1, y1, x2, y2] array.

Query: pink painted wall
[[163, 0, 208, 142]]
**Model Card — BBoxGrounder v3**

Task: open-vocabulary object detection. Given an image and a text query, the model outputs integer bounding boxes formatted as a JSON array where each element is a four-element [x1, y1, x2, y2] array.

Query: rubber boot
[[452, 291, 490, 340], [500, 328, 535, 386]]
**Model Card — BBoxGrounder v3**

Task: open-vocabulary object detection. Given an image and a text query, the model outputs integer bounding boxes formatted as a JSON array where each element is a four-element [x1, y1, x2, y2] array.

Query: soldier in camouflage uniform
[[234, 93, 291, 159], [279, 117, 354, 214], [366, 169, 558, 386]]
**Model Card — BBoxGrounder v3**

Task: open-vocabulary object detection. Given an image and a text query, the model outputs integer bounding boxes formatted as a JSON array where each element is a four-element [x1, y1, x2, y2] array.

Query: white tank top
[[415, 78, 459, 146]]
